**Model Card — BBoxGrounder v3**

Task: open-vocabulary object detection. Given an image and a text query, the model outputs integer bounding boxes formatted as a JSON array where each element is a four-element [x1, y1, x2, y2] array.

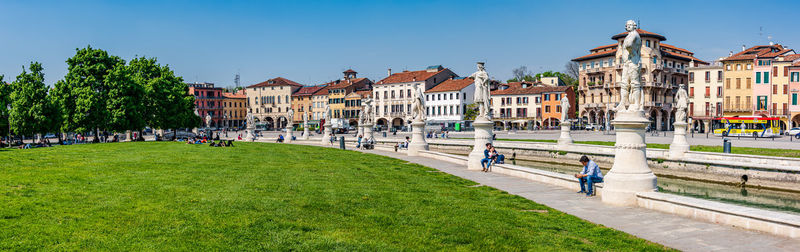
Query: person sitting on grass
[[227, 140, 234, 147], [209, 140, 216, 147], [277, 134, 284, 143], [575, 155, 604, 197]]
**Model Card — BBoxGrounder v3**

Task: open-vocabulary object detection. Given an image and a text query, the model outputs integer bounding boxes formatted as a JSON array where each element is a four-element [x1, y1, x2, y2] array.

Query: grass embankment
[[456, 138, 800, 158], [0, 142, 671, 250]]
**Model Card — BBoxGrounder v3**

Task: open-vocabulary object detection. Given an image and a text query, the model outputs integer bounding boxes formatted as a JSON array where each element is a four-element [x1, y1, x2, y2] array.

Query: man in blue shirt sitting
[[575, 155, 603, 197]]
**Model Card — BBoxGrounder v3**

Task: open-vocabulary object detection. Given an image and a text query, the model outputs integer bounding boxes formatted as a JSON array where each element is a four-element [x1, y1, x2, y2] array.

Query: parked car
[[787, 127, 800, 137], [585, 124, 599, 131]]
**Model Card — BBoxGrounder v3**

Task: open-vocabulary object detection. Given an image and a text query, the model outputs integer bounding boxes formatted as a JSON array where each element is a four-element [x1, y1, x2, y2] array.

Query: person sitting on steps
[[575, 155, 604, 197]]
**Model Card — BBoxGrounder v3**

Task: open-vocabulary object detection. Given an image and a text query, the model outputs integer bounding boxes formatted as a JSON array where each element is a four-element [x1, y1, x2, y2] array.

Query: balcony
[[390, 112, 407, 118], [723, 103, 751, 112], [587, 68, 602, 73]]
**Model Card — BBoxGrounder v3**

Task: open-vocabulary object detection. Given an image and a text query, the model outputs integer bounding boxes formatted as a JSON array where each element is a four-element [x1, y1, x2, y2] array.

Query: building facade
[[572, 29, 707, 131], [311, 86, 329, 123], [790, 62, 800, 127], [490, 82, 574, 130], [424, 77, 475, 124], [344, 90, 373, 128], [721, 45, 792, 118], [325, 69, 373, 129], [373, 65, 457, 130], [188, 82, 224, 128], [222, 90, 247, 129], [291, 85, 326, 128], [687, 62, 724, 132], [246, 77, 303, 130], [762, 54, 799, 129]]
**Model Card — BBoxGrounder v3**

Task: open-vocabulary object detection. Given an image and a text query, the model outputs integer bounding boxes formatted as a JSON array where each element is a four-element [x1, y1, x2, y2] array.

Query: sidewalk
[[316, 144, 800, 251]]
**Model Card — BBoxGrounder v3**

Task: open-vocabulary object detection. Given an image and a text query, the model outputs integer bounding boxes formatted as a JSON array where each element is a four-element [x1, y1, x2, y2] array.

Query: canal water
[[443, 151, 800, 215]]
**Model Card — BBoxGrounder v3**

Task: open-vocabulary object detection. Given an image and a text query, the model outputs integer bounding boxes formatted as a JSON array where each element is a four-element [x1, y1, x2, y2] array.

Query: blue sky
[[1, 0, 799, 87]]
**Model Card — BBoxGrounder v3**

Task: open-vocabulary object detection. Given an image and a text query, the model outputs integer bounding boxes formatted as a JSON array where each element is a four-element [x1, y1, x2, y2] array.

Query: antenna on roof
[[234, 72, 240, 89]]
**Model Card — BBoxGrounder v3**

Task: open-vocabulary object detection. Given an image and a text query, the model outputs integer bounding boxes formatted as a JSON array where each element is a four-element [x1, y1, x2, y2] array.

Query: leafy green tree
[[105, 62, 146, 132], [0, 75, 10, 137], [128, 57, 199, 133], [61, 46, 123, 136], [463, 103, 479, 120], [9, 62, 57, 138]]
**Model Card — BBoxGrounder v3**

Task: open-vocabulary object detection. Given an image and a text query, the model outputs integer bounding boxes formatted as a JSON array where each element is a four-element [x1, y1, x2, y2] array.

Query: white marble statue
[[560, 96, 570, 122], [616, 20, 643, 112], [469, 62, 491, 120], [675, 84, 688, 123], [287, 108, 294, 127], [323, 104, 331, 121], [411, 85, 426, 121], [205, 113, 212, 127], [362, 97, 374, 124], [246, 112, 254, 128], [303, 111, 309, 128]]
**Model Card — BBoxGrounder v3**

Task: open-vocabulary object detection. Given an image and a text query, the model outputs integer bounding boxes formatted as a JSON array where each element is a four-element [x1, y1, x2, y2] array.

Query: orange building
[[540, 86, 576, 129]]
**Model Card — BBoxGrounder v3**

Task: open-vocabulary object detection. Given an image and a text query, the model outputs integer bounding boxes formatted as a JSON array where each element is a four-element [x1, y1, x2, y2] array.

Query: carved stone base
[[669, 122, 689, 158], [468, 119, 493, 170], [285, 125, 293, 143], [321, 123, 332, 145], [302, 127, 310, 140], [363, 123, 374, 141], [557, 121, 573, 147], [408, 121, 428, 156], [245, 128, 255, 142], [601, 109, 657, 206]]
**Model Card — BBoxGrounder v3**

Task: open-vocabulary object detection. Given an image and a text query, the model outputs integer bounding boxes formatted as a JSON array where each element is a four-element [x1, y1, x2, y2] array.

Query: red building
[[188, 82, 225, 128]]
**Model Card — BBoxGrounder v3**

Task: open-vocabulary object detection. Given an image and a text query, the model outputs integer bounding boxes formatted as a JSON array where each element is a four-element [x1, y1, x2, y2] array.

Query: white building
[[373, 65, 457, 130], [688, 60, 724, 132], [425, 77, 475, 124]]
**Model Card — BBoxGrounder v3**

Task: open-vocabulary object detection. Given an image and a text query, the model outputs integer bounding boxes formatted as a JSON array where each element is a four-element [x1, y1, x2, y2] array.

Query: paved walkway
[[295, 141, 800, 251]]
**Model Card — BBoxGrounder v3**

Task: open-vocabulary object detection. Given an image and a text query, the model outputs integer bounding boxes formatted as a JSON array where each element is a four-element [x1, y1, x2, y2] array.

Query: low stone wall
[[421, 139, 800, 192]]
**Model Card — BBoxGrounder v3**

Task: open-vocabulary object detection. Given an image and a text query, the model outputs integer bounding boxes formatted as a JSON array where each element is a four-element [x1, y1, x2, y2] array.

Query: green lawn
[[456, 138, 800, 158], [0, 142, 671, 251]]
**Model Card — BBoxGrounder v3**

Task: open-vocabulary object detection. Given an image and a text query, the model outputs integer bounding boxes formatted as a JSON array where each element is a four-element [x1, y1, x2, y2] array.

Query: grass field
[[465, 138, 800, 158], [0, 142, 672, 251]]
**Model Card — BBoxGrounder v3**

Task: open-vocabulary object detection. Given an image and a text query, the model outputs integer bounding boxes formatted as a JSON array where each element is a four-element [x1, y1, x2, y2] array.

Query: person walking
[[575, 155, 604, 197]]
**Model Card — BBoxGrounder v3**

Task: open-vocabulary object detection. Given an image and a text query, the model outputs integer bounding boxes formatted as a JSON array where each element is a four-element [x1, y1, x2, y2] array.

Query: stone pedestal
[[669, 122, 689, 158], [302, 126, 310, 140], [285, 124, 293, 143], [468, 119, 493, 170], [557, 120, 573, 147], [407, 121, 428, 156], [363, 123, 374, 141], [125, 130, 132, 142], [601, 110, 658, 207], [321, 122, 332, 145], [245, 128, 255, 142]]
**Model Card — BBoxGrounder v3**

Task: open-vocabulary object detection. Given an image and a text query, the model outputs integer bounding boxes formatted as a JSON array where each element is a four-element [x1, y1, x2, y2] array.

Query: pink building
[[790, 62, 800, 127]]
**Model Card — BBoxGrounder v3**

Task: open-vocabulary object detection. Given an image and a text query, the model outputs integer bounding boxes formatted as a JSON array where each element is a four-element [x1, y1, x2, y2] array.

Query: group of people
[[426, 131, 449, 139], [356, 134, 375, 149], [480, 143, 505, 172], [207, 140, 234, 147], [394, 136, 410, 151]]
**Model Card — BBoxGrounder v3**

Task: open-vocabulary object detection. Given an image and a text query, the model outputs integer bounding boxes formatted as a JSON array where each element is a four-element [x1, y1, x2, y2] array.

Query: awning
[[512, 120, 528, 124]]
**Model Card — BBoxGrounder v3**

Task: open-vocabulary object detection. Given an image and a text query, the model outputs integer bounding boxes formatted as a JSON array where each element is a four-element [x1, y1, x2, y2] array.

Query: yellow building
[[222, 90, 247, 128], [291, 85, 327, 127], [721, 45, 792, 117]]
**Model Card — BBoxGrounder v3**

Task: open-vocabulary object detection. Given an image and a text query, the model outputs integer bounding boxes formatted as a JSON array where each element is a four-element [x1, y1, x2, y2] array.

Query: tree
[[105, 62, 146, 133], [61, 46, 123, 136], [128, 57, 199, 132], [463, 103, 479, 120], [9, 62, 56, 138], [511, 66, 531, 82], [0, 75, 10, 137], [565, 61, 580, 83]]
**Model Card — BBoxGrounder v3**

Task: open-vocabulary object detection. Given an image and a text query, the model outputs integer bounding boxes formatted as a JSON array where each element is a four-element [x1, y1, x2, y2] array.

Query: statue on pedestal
[[362, 97, 374, 124], [246, 112, 254, 129], [469, 62, 491, 120], [323, 104, 331, 122], [411, 85, 426, 122], [675, 84, 688, 123], [286, 109, 294, 128], [303, 111, 309, 128], [615, 20, 643, 112], [205, 113, 212, 128], [560, 96, 570, 123]]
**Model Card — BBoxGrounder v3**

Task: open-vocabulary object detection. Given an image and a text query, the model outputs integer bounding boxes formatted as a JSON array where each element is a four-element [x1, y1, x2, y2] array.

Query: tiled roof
[[247, 77, 302, 88], [292, 85, 327, 96], [314, 85, 329, 96], [378, 68, 447, 84], [491, 82, 570, 96], [660, 43, 692, 54], [662, 50, 708, 64], [591, 43, 617, 51], [327, 77, 370, 89], [343, 69, 357, 73], [779, 54, 800, 62], [222, 92, 246, 99], [426, 78, 473, 93], [611, 29, 666, 41], [572, 49, 617, 61], [722, 45, 787, 61], [354, 90, 373, 98]]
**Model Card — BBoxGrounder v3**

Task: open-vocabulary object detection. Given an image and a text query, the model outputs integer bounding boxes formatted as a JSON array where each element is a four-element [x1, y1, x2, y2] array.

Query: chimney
[[387, 68, 392, 76], [742, 45, 746, 52], [412, 77, 416, 82]]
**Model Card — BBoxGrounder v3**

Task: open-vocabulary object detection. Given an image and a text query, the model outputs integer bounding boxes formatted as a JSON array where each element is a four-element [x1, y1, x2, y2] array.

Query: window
[[646, 40, 651, 47], [726, 78, 731, 89], [736, 78, 741, 89], [764, 72, 769, 84], [689, 87, 694, 96], [705, 87, 710, 97], [756, 72, 761, 84], [784, 85, 788, 95], [746, 64, 752, 70], [746, 78, 751, 89], [774, 66, 779, 77], [689, 72, 694, 83], [705, 71, 710, 82], [784, 67, 789, 77], [793, 72, 800, 82], [718, 71, 723, 81], [793, 93, 798, 106], [736, 64, 742, 70], [774, 85, 778, 95], [717, 86, 722, 97]]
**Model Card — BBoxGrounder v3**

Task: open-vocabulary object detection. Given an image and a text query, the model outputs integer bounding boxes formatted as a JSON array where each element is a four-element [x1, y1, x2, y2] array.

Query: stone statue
[[675, 84, 688, 123], [616, 20, 643, 112], [469, 62, 491, 120], [560, 96, 570, 122], [205, 113, 212, 127], [287, 108, 294, 125], [303, 111, 309, 128], [194, 108, 200, 117], [323, 104, 331, 121], [246, 112, 255, 129], [363, 97, 374, 124], [411, 85, 426, 121]]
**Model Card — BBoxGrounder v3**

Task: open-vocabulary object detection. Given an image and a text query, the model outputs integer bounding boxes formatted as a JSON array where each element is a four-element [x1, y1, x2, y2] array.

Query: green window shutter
[[756, 72, 761, 84], [793, 94, 798, 105], [764, 72, 769, 83]]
